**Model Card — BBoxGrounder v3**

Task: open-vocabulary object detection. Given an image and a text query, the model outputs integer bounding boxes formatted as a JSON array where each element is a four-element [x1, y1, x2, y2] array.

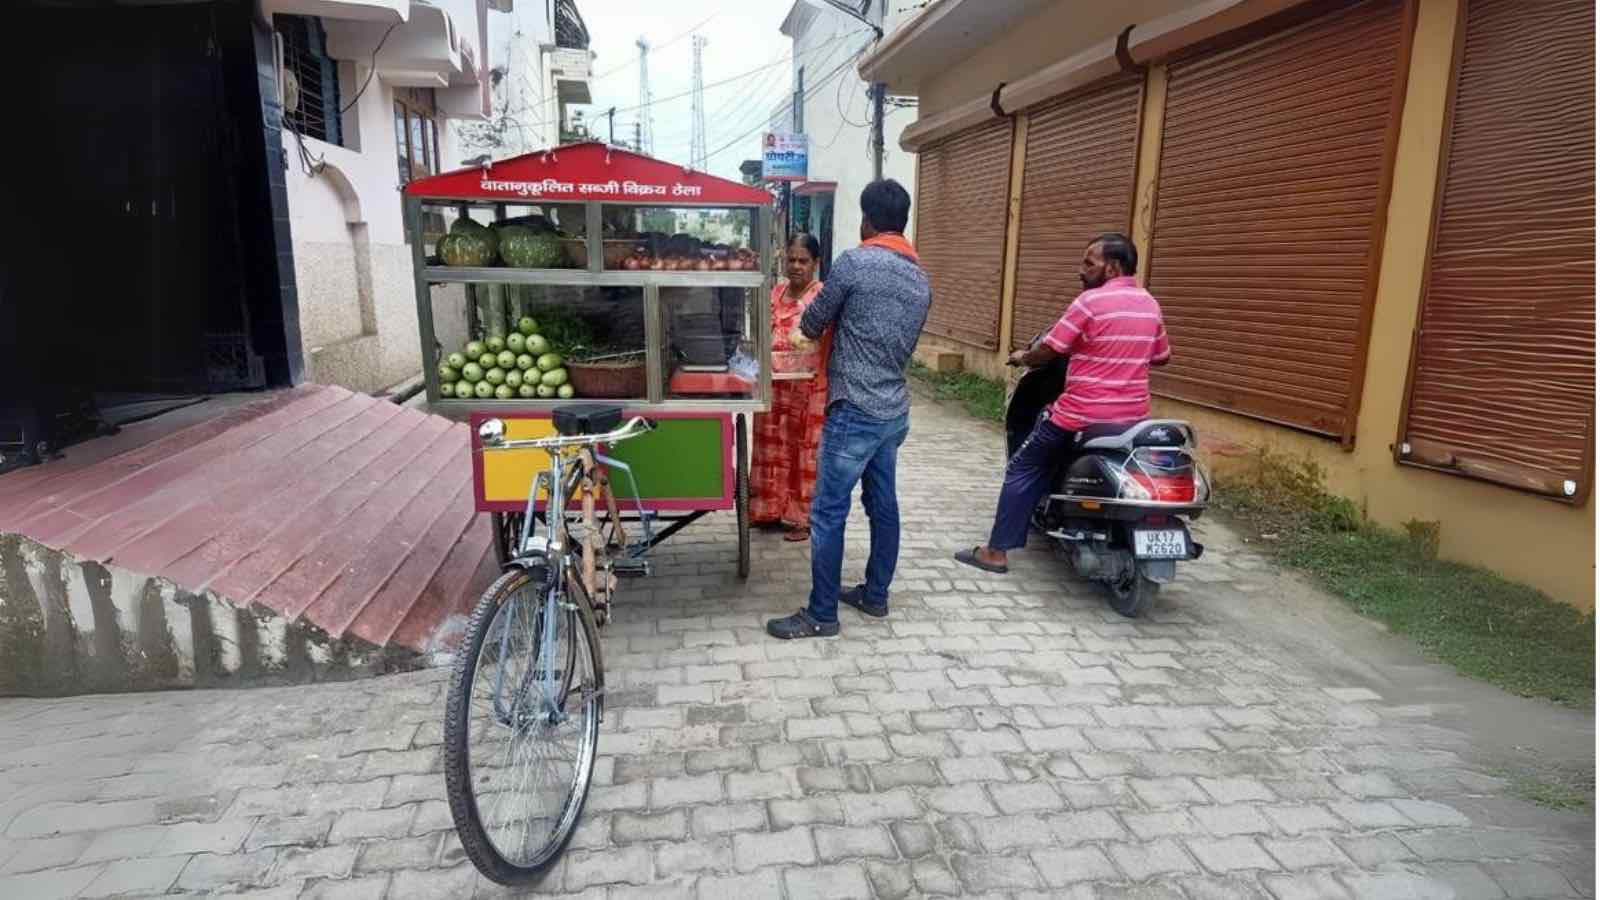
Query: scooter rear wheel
[[1106, 564, 1160, 618]]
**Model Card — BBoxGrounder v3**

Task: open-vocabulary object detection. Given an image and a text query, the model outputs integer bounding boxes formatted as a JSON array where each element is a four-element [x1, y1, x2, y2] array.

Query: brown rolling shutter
[[1399, 0, 1595, 501], [915, 118, 1013, 349], [1012, 77, 1144, 349], [1147, 0, 1408, 439]]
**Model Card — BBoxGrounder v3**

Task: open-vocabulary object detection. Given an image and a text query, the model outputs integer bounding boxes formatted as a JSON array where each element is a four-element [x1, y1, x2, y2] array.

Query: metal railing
[[555, 0, 589, 50]]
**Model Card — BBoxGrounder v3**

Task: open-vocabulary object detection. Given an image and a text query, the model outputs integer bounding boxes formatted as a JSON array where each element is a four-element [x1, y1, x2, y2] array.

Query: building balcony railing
[[555, 0, 589, 50]]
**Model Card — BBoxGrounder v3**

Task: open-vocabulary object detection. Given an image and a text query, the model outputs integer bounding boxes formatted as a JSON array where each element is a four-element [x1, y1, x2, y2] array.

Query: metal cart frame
[[403, 143, 778, 578]]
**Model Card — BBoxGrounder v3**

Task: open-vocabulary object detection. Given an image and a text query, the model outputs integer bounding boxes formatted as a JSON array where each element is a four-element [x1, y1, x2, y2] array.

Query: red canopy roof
[[403, 142, 772, 206]]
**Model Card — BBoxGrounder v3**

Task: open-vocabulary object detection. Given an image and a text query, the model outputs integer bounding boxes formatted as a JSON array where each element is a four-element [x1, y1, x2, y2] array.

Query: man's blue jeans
[[806, 402, 910, 624]]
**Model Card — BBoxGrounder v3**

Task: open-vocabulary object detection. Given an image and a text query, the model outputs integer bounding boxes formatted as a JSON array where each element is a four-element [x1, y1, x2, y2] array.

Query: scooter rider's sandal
[[955, 547, 1008, 574]]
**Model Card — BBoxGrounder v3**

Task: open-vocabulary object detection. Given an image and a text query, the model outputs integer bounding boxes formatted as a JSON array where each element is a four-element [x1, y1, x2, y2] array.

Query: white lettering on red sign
[[477, 177, 702, 199]]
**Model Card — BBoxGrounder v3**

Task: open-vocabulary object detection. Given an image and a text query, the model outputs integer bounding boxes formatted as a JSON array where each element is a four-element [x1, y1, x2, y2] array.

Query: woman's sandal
[[783, 528, 811, 542]]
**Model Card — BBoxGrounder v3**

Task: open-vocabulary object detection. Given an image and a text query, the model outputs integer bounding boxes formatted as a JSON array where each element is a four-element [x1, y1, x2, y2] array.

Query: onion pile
[[620, 247, 758, 271]]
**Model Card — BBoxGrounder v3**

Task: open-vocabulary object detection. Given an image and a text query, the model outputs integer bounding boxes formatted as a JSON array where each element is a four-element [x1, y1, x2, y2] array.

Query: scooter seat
[[1080, 420, 1195, 451]]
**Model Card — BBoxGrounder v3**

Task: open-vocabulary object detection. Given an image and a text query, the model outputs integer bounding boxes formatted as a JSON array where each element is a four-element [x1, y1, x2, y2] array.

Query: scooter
[[1004, 336, 1210, 617]]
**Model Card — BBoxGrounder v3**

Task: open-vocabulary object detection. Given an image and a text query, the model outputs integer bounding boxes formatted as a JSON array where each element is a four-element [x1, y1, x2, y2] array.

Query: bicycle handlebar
[[479, 415, 655, 453]]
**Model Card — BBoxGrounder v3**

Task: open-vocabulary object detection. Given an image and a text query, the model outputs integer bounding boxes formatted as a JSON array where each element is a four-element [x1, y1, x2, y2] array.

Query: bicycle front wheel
[[443, 567, 603, 885]]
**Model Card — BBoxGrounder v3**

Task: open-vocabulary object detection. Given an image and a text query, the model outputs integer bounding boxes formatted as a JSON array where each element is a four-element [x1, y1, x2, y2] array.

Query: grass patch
[[1216, 449, 1595, 707], [908, 360, 1005, 423], [1505, 769, 1594, 812]]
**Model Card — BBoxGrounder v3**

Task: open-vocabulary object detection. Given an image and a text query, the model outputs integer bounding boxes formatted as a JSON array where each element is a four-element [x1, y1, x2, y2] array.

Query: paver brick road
[[0, 392, 1592, 898]]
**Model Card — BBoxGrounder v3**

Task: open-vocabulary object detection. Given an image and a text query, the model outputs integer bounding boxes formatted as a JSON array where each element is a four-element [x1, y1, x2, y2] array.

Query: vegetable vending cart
[[402, 142, 777, 577]]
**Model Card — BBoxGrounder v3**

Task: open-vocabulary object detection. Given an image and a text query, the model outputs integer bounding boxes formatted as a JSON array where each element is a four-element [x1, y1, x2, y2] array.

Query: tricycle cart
[[401, 142, 776, 579]]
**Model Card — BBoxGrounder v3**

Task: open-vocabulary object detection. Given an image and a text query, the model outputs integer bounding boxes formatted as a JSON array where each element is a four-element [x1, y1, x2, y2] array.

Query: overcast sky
[[573, 0, 802, 180]]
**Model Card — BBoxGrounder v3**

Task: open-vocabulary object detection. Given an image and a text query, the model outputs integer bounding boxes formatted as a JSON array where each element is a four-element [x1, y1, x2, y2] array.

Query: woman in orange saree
[[750, 233, 829, 541]]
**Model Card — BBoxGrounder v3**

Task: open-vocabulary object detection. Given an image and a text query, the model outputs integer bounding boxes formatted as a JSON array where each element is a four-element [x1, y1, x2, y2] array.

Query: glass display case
[[403, 141, 777, 579], [403, 142, 775, 413]]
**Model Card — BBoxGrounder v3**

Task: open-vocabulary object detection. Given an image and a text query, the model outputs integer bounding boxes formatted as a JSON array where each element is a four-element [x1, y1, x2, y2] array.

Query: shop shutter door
[[1400, 0, 1594, 500], [1013, 77, 1144, 349], [915, 118, 1013, 349], [1147, 0, 1407, 438]]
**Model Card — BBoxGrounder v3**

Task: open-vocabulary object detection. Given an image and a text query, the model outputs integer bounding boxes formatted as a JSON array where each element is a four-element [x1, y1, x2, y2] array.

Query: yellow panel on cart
[[480, 418, 559, 505], [470, 413, 733, 514]]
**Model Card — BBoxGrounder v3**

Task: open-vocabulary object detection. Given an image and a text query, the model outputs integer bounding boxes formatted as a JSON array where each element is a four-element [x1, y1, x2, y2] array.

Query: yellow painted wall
[[909, 0, 1596, 609], [919, 0, 1194, 114]]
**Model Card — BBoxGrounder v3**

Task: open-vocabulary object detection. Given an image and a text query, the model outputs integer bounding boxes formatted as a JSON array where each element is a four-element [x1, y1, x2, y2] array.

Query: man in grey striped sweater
[[768, 180, 932, 640]]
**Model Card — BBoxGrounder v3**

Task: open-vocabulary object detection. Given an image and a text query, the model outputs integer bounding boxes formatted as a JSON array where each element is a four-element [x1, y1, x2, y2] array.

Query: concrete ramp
[[0, 385, 496, 695]]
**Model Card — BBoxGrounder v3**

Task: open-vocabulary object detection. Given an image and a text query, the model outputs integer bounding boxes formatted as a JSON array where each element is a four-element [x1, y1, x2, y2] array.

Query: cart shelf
[[423, 267, 766, 289]]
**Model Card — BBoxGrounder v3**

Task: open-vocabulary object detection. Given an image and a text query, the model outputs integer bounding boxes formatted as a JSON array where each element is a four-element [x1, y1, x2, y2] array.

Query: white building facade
[[774, 1, 916, 271], [466, 0, 595, 158], [261, 0, 591, 394]]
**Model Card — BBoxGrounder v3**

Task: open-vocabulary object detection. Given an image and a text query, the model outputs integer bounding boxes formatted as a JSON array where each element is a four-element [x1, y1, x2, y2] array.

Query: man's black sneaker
[[840, 585, 888, 618], [766, 609, 840, 639]]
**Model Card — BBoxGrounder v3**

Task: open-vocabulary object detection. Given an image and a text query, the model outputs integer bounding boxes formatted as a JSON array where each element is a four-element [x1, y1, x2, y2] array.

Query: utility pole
[[636, 37, 654, 156], [606, 107, 616, 145], [633, 122, 642, 154], [819, 0, 886, 180], [793, 66, 805, 133], [870, 83, 885, 180], [690, 35, 709, 170]]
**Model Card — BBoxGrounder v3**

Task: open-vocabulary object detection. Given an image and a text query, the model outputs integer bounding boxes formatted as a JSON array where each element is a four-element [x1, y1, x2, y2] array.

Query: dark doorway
[[3, 1, 297, 465]]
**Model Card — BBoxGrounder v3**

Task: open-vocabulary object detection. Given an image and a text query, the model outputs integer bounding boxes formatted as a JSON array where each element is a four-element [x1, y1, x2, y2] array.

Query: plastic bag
[[727, 347, 759, 381]]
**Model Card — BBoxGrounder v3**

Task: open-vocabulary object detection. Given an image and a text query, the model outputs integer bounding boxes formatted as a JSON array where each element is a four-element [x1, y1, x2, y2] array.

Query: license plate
[[1133, 529, 1188, 559]]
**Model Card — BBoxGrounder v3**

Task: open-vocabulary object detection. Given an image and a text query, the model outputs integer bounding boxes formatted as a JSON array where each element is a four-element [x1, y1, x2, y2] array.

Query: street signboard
[[761, 132, 808, 182]]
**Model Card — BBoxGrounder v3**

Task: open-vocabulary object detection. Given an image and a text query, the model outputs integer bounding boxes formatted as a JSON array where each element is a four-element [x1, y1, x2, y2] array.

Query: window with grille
[[396, 88, 445, 245], [275, 15, 342, 147], [395, 88, 441, 185]]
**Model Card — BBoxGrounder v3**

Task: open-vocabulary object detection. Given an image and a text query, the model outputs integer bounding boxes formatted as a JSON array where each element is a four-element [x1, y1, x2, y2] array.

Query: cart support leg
[[639, 511, 708, 552]]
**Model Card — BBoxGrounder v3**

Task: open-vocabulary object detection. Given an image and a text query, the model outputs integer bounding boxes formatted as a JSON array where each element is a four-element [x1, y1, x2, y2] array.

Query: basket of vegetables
[[563, 238, 638, 269], [566, 350, 648, 399], [542, 309, 647, 399]]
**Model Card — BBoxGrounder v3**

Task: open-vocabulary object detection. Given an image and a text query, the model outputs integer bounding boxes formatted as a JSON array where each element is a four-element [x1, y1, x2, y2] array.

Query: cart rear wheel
[[736, 415, 750, 580]]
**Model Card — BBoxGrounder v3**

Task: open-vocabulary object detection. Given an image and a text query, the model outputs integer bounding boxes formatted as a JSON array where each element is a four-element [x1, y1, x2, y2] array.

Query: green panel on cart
[[610, 417, 726, 500]]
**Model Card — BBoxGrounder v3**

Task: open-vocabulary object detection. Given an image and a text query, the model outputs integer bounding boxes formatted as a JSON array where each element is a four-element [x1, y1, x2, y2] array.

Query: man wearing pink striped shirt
[[957, 233, 1171, 574]]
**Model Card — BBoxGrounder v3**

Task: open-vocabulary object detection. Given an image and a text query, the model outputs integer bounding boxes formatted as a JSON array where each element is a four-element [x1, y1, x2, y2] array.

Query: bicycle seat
[[553, 404, 625, 437]]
